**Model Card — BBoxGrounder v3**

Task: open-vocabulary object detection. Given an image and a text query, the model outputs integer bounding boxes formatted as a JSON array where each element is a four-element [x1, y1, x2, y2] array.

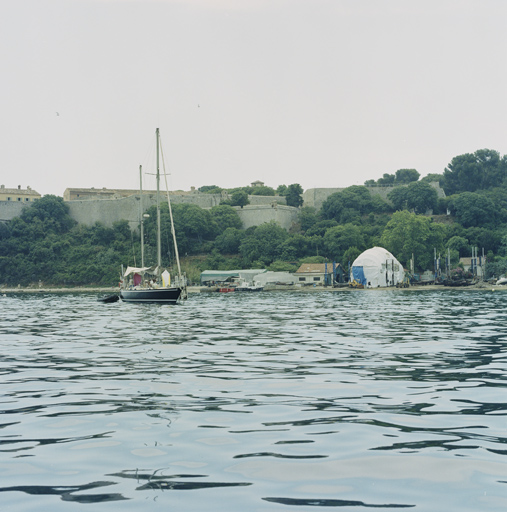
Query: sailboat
[[119, 129, 187, 304]]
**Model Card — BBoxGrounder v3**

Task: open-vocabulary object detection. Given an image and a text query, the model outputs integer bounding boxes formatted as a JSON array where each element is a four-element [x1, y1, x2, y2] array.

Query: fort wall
[[0, 193, 294, 231]]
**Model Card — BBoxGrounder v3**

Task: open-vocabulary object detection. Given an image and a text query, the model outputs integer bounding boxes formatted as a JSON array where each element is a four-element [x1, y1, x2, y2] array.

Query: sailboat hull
[[120, 287, 182, 304]]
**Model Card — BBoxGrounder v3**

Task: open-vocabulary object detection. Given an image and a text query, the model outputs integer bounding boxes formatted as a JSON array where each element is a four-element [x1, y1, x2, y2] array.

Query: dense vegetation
[[1, 149, 507, 287]]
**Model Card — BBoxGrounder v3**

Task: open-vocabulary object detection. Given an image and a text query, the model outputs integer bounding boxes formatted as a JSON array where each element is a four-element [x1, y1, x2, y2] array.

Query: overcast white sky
[[1, 0, 506, 196]]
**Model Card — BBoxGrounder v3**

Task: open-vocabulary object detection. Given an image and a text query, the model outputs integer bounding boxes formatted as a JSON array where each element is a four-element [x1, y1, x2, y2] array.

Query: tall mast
[[156, 128, 161, 270], [139, 165, 144, 268]]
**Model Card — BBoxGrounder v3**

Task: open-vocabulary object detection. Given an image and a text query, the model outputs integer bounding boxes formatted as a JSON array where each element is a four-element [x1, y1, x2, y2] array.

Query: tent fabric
[[352, 266, 366, 286], [351, 247, 405, 288], [123, 266, 153, 277]]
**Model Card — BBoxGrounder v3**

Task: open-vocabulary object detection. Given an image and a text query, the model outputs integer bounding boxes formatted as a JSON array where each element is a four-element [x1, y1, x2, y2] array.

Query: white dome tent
[[350, 247, 405, 288]]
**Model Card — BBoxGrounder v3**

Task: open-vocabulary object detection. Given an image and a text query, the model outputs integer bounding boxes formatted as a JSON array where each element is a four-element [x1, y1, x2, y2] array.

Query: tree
[[299, 206, 318, 233], [380, 210, 445, 270], [239, 221, 288, 265], [442, 149, 507, 195], [446, 236, 469, 257], [284, 184, 304, 207], [320, 192, 343, 221], [210, 204, 242, 232], [214, 227, 244, 254], [420, 173, 444, 185], [19, 195, 75, 234], [230, 190, 249, 208], [279, 234, 314, 260], [449, 192, 496, 228], [276, 184, 288, 196], [320, 186, 381, 222], [377, 173, 395, 186], [199, 185, 222, 194], [387, 187, 408, 211], [250, 186, 275, 196], [395, 169, 420, 184], [323, 224, 365, 261], [405, 181, 438, 214], [343, 246, 362, 267]]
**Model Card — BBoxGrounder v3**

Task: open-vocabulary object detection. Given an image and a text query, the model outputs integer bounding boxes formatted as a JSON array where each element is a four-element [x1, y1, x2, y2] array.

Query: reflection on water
[[0, 290, 506, 511]]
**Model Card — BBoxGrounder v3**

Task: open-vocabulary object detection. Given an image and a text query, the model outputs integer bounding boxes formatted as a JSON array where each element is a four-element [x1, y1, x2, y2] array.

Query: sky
[[1, 0, 507, 197]]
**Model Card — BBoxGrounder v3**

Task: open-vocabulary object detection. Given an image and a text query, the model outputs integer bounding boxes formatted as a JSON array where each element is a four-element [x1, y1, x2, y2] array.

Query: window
[[313, 277, 321, 281], [25, 198, 29, 201], [7, 197, 11, 201], [17, 197, 21, 201], [299, 277, 306, 282]]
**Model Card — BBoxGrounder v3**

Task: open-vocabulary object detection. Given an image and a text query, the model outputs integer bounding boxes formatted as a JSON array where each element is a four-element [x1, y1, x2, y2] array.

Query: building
[[295, 263, 346, 286], [63, 187, 165, 201], [0, 185, 40, 202], [200, 269, 266, 285]]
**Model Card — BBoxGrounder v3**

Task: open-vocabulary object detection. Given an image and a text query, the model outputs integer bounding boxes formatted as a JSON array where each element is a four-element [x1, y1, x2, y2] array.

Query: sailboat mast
[[156, 128, 162, 270], [139, 165, 144, 268]]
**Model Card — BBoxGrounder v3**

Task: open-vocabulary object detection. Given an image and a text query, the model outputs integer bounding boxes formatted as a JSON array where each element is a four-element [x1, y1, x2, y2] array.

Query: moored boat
[[119, 129, 187, 304]]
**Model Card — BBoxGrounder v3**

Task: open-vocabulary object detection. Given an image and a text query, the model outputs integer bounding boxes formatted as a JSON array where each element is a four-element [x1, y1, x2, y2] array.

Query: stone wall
[[0, 201, 29, 223], [234, 204, 299, 230], [0, 194, 293, 231]]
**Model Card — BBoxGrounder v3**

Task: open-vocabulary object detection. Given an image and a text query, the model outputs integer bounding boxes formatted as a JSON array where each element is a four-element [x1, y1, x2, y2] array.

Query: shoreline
[[2, 283, 506, 294]]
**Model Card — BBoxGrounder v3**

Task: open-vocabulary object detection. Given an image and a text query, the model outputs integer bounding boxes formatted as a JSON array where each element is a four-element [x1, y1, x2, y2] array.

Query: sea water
[[0, 290, 506, 511]]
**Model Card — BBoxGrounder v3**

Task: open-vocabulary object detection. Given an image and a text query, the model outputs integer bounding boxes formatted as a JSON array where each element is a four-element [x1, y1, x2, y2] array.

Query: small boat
[[119, 129, 187, 304], [495, 277, 507, 286], [98, 294, 119, 303], [218, 287, 235, 293]]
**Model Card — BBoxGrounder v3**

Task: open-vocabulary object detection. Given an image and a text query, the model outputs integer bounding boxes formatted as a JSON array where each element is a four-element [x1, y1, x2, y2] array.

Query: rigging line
[[159, 138, 183, 280]]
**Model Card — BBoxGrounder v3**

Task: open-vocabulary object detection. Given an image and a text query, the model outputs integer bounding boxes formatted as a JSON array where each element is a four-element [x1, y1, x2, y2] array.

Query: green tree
[[239, 221, 288, 265], [420, 173, 444, 185], [395, 169, 420, 184], [442, 149, 507, 195], [449, 192, 496, 228], [251, 185, 275, 196], [299, 206, 318, 233], [380, 211, 445, 270], [446, 236, 469, 257], [284, 184, 304, 207], [215, 227, 244, 254], [276, 184, 288, 196], [405, 181, 438, 213], [323, 224, 365, 261], [343, 246, 362, 267], [210, 204, 242, 232], [387, 187, 408, 211], [199, 185, 222, 194], [321, 186, 381, 222], [19, 195, 75, 234], [230, 190, 249, 208], [377, 173, 395, 186], [279, 234, 314, 260]]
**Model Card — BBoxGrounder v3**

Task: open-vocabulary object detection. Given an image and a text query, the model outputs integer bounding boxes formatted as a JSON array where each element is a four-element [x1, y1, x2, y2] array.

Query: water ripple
[[1, 290, 506, 510]]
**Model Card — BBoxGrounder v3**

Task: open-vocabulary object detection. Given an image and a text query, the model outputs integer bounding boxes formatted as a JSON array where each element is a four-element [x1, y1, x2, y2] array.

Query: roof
[[296, 263, 341, 274], [200, 269, 266, 282], [0, 186, 40, 195], [352, 247, 401, 268]]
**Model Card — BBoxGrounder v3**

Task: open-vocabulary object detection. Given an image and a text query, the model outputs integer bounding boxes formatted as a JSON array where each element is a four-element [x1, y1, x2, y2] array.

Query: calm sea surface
[[1, 290, 506, 511]]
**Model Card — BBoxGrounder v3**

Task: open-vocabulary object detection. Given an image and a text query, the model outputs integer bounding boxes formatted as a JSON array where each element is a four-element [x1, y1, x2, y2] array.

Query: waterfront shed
[[350, 247, 405, 288]]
